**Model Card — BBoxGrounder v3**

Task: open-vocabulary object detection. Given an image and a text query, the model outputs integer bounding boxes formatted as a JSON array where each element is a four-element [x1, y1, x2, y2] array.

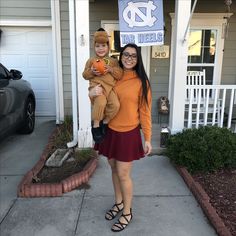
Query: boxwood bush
[[166, 126, 236, 173]]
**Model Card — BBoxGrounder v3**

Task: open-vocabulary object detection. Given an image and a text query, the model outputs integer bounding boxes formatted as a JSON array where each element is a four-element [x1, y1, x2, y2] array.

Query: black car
[[0, 63, 36, 140]]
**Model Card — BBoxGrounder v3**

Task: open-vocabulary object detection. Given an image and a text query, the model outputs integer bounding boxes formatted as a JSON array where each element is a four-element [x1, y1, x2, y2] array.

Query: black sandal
[[111, 209, 133, 232], [105, 201, 124, 221]]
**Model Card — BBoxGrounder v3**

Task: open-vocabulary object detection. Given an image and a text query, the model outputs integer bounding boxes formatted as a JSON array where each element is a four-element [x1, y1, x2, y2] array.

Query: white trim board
[[0, 20, 52, 27], [51, 0, 64, 124]]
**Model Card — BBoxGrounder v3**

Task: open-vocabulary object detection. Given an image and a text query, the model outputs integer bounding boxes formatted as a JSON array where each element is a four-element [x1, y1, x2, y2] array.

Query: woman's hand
[[144, 141, 152, 155], [89, 84, 103, 98]]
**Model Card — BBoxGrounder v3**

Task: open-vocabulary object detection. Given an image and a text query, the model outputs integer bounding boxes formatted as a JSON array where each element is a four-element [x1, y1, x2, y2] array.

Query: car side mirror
[[10, 69, 23, 80]]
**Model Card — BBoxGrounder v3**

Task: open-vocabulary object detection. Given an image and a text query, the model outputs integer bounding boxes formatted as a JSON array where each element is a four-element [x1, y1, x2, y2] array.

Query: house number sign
[[152, 45, 169, 58]]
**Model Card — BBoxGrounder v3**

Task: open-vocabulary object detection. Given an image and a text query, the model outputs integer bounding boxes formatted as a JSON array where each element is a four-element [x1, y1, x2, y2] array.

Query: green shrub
[[166, 126, 236, 173]]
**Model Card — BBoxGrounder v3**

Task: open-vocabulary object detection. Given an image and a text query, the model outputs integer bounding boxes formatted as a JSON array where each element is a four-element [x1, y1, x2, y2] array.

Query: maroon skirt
[[94, 126, 145, 162]]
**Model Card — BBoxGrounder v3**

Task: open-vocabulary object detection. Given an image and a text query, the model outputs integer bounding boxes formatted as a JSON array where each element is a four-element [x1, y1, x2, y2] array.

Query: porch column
[[51, 0, 64, 124], [75, 0, 93, 148], [169, 0, 191, 134]]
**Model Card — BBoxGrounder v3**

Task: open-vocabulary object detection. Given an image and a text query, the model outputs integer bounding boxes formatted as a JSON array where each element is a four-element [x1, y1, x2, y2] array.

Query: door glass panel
[[203, 30, 216, 63], [188, 29, 216, 64], [110, 30, 121, 59], [188, 30, 202, 63]]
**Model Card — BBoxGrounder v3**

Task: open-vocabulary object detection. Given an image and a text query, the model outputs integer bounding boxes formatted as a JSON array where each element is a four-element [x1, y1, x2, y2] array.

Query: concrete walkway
[[0, 118, 217, 236]]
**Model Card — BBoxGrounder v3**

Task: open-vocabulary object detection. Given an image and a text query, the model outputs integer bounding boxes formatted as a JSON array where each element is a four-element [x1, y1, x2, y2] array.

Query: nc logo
[[123, 1, 157, 28]]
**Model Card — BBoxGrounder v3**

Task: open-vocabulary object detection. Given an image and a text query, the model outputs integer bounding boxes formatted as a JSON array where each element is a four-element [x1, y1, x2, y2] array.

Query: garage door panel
[[0, 27, 55, 117], [26, 31, 48, 47], [36, 100, 54, 116], [35, 91, 52, 99], [28, 55, 49, 68], [0, 54, 25, 69], [0, 31, 25, 48], [30, 78, 51, 90]]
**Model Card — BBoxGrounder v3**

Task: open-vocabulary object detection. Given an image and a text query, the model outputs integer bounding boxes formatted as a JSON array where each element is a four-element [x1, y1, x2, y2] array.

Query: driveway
[[0, 117, 55, 222]]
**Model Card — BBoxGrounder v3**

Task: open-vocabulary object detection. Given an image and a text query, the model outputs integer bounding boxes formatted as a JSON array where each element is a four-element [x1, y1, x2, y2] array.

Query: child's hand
[[104, 65, 113, 74], [91, 65, 102, 76]]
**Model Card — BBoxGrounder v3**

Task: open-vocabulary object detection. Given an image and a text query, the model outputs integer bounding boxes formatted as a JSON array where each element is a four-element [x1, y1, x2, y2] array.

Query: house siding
[[0, 0, 51, 20], [60, 0, 71, 115], [150, 1, 175, 123], [222, 15, 236, 85]]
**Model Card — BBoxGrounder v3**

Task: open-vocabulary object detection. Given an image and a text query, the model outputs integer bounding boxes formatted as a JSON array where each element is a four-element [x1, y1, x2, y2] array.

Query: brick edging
[[176, 166, 232, 236], [17, 128, 98, 198]]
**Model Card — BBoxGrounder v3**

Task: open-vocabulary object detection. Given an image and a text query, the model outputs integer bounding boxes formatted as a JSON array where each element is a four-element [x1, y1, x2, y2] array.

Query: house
[[0, 0, 235, 148]]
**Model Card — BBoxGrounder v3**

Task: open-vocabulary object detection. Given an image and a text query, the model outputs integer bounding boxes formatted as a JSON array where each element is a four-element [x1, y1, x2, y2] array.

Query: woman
[[90, 43, 152, 232]]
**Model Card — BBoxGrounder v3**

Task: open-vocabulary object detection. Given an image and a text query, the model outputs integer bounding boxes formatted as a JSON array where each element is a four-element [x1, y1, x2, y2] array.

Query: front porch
[[59, 0, 236, 149]]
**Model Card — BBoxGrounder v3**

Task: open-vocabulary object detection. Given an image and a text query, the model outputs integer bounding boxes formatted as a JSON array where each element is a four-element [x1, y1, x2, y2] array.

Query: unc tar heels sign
[[118, 0, 164, 47]]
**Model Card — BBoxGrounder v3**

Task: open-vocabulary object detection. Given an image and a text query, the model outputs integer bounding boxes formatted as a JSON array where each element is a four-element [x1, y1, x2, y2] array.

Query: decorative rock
[[45, 149, 72, 167]]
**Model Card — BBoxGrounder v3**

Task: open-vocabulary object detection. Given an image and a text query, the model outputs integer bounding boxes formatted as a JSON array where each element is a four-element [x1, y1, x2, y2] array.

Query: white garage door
[[0, 27, 56, 117]]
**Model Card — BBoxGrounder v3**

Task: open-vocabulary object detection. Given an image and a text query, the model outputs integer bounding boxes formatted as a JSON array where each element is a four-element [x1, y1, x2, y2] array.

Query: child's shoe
[[91, 127, 103, 143], [100, 120, 108, 136]]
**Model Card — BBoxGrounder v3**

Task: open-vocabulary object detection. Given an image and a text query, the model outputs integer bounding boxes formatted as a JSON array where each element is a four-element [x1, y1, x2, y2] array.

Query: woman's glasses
[[122, 52, 137, 60]]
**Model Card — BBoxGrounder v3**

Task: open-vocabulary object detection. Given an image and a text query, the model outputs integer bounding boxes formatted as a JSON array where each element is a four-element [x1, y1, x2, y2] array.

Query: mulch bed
[[17, 120, 98, 197], [193, 168, 236, 236], [34, 158, 86, 184]]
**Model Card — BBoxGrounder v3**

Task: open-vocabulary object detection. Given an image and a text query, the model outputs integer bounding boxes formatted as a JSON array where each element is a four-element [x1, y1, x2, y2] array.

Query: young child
[[82, 28, 123, 143]]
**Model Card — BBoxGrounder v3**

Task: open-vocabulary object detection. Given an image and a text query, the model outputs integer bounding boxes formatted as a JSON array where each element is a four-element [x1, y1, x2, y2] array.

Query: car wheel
[[18, 97, 35, 134]]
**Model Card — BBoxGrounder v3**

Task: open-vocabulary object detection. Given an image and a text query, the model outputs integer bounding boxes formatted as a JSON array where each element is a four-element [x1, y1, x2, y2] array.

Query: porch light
[[223, 0, 232, 38], [224, 0, 232, 11]]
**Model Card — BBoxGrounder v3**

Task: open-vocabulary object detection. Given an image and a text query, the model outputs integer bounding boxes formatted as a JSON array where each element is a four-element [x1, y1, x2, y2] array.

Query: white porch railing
[[185, 85, 236, 132]]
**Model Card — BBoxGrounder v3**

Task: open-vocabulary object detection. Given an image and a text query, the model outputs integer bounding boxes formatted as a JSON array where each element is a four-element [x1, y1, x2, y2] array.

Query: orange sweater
[[109, 70, 152, 142]]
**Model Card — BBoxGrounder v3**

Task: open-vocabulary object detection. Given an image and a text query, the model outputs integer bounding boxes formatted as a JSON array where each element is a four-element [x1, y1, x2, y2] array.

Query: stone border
[[17, 129, 98, 198], [176, 166, 232, 236]]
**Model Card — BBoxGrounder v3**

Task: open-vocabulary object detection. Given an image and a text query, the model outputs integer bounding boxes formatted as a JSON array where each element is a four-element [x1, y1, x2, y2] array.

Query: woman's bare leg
[[108, 159, 123, 203], [111, 160, 133, 230], [115, 160, 133, 214], [105, 159, 124, 220]]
